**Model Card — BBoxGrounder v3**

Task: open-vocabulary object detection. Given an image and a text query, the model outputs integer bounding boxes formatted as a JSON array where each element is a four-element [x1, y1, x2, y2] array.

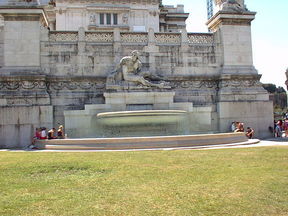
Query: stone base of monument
[[35, 132, 253, 151]]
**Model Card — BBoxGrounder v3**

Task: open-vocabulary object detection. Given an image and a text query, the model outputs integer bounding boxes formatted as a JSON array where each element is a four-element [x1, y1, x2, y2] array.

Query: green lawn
[[0, 147, 288, 216]]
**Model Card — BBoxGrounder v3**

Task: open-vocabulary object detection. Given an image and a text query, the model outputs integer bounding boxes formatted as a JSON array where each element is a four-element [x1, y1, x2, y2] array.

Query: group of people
[[30, 125, 65, 149], [273, 119, 288, 138], [231, 121, 254, 139]]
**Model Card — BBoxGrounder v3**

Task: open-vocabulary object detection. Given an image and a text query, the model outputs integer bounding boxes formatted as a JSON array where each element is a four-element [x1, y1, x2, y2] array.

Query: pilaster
[[144, 28, 159, 74]]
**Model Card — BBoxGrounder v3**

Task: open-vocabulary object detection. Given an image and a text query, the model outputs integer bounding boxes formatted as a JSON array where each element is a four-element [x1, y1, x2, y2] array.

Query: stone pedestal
[[0, 8, 48, 68], [207, 10, 273, 138], [207, 11, 256, 74]]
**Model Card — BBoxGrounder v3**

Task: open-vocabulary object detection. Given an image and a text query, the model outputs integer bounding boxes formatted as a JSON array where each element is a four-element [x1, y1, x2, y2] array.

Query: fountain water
[[94, 110, 190, 137]]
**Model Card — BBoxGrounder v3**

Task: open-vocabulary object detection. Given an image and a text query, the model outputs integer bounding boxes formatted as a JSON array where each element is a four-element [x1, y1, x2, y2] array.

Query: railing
[[155, 33, 181, 45], [85, 32, 113, 42], [48, 31, 214, 45], [188, 33, 213, 44], [49, 31, 78, 42], [120, 32, 148, 44]]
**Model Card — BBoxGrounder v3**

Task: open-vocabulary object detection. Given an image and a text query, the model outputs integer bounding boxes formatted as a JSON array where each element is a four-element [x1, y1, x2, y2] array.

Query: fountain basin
[[93, 110, 190, 137], [97, 110, 187, 126]]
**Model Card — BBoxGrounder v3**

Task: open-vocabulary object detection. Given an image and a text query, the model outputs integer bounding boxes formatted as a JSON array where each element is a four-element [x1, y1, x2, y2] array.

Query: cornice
[[207, 11, 256, 31]]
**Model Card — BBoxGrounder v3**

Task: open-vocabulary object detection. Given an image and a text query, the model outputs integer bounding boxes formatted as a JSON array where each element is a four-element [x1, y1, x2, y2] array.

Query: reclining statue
[[107, 50, 169, 88], [107, 50, 168, 89]]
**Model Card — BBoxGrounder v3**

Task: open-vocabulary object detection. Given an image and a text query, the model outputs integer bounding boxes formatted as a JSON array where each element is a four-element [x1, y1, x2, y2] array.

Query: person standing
[[283, 119, 288, 137]]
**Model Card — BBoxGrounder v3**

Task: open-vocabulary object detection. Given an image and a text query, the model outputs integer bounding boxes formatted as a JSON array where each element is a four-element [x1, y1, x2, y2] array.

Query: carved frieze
[[0, 80, 105, 91], [0, 81, 47, 90], [220, 79, 262, 88], [49, 81, 105, 91], [171, 80, 218, 89]]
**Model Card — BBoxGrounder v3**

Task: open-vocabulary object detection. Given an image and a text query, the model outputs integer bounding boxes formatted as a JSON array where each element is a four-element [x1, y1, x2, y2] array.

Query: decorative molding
[[0, 81, 47, 90], [220, 79, 262, 88], [171, 80, 218, 89], [0, 78, 105, 91]]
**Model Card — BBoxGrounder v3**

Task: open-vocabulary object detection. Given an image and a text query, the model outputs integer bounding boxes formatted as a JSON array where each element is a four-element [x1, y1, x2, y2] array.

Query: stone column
[[0, 8, 48, 69]]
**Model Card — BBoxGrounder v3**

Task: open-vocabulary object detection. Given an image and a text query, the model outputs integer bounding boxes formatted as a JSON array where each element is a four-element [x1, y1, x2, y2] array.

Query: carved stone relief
[[89, 13, 97, 25]]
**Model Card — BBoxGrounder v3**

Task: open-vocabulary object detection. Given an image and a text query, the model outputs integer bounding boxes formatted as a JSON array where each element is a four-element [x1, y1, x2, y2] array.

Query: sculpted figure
[[215, 0, 247, 12], [89, 14, 96, 25], [107, 50, 168, 88], [122, 13, 129, 24]]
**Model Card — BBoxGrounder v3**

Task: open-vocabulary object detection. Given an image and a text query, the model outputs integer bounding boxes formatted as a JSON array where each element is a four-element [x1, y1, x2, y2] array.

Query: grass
[[0, 147, 288, 216]]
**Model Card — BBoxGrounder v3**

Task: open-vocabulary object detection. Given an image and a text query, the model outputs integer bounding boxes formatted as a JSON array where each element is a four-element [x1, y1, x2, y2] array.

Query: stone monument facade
[[0, 0, 273, 148]]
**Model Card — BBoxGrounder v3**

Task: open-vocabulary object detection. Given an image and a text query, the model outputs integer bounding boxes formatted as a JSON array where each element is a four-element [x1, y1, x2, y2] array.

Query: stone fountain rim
[[97, 110, 188, 118]]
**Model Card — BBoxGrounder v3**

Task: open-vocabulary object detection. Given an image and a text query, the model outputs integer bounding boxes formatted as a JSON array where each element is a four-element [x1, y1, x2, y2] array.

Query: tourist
[[57, 125, 65, 139], [275, 121, 282, 137], [245, 127, 254, 139], [283, 118, 288, 137], [234, 122, 244, 132], [29, 128, 41, 149], [47, 128, 57, 139], [231, 121, 237, 132], [40, 127, 47, 139]]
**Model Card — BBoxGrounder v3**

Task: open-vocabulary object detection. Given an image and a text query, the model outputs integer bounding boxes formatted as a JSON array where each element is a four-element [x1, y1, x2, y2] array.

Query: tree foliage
[[263, 83, 287, 110]]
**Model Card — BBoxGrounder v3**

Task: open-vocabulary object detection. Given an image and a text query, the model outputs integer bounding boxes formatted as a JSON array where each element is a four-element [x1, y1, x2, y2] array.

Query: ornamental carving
[[49, 32, 78, 42], [85, 32, 113, 42], [0, 81, 47, 90], [6, 82, 20, 90], [120, 33, 148, 43], [188, 34, 214, 44], [220, 79, 262, 88], [22, 81, 37, 89], [155, 33, 181, 44], [171, 80, 218, 89], [89, 13, 97, 25], [122, 13, 129, 24], [0, 80, 105, 91], [49, 81, 105, 90]]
